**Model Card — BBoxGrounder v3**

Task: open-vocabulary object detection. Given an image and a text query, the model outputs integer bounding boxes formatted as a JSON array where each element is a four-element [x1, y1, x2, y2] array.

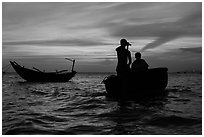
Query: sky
[[2, 2, 202, 72]]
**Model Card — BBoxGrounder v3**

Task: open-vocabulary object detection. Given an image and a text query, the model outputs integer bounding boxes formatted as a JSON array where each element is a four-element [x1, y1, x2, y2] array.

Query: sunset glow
[[3, 2, 202, 72]]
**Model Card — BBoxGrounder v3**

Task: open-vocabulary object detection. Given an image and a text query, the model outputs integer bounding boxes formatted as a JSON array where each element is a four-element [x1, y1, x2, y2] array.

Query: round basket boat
[[103, 68, 168, 99]]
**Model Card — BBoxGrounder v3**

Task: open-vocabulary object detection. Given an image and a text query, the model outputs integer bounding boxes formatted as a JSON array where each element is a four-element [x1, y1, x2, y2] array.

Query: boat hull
[[103, 68, 168, 99], [10, 61, 77, 82]]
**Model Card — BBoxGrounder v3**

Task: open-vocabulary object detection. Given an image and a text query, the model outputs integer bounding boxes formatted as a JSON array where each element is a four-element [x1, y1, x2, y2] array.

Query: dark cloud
[[107, 3, 201, 51], [3, 39, 112, 46], [179, 47, 202, 54], [141, 8, 201, 51], [141, 36, 179, 51], [112, 2, 159, 11]]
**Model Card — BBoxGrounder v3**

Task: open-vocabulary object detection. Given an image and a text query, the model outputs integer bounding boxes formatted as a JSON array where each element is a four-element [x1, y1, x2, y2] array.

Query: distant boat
[[103, 68, 168, 99], [10, 58, 77, 82]]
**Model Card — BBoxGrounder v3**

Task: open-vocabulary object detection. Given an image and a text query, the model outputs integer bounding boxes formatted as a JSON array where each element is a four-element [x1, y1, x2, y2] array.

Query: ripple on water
[[2, 73, 202, 135]]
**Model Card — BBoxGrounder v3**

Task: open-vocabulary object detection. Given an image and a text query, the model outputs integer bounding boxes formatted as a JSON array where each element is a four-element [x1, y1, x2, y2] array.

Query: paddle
[[65, 58, 76, 72], [33, 67, 43, 72]]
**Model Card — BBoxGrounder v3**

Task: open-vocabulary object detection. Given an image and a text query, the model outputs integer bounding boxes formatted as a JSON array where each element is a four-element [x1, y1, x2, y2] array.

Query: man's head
[[120, 39, 131, 47], [135, 52, 141, 59]]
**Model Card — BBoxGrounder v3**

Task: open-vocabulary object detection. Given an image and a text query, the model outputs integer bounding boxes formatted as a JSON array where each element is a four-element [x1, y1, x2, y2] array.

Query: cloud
[[3, 39, 112, 47], [140, 36, 179, 51], [179, 47, 202, 54], [2, 2, 202, 72], [105, 3, 201, 51], [2, 3, 113, 42]]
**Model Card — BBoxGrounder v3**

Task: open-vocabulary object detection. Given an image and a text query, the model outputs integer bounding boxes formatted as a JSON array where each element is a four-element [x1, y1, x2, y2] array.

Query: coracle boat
[[10, 58, 77, 82], [103, 68, 168, 99]]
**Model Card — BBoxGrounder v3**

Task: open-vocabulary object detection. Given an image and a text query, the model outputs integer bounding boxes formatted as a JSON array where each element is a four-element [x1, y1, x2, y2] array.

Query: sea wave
[[2, 73, 202, 135]]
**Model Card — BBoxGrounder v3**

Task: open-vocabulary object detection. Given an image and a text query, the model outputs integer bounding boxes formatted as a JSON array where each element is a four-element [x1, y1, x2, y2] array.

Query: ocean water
[[2, 72, 202, 135]]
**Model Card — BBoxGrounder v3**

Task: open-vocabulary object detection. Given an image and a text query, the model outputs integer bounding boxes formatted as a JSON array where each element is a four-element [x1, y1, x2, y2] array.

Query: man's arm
[[128, 51, 132, 65]]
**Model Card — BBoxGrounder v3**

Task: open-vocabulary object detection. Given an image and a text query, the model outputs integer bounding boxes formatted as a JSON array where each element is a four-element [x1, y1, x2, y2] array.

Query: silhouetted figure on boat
[[116, 39, 132, 77], [131, 52, 149, 72]]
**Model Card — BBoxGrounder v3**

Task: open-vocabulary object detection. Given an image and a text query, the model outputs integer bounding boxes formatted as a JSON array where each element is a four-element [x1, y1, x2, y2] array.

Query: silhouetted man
[[116, 39, 132, 77], [131, 52, 149, 72]]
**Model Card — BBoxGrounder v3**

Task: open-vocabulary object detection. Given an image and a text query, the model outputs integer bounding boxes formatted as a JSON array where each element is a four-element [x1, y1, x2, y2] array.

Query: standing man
[[116, 39, 132, 78]]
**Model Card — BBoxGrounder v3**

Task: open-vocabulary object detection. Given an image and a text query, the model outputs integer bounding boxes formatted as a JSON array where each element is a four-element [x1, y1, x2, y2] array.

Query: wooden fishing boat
[[10, 58, 77, 82], [103, 68, 168, 99]]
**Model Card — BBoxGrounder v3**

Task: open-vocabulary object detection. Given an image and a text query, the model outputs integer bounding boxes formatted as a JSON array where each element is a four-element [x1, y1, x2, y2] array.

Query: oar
[[65, 58, 76, 72], [65, 58, 74, 62], [33, 67, 43, 72], [71, 60, 75, 72], [56, 69, 69, 73]]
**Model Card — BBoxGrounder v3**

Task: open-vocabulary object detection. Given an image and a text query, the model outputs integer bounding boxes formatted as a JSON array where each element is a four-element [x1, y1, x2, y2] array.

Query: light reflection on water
[[2, 73, 202, 135]]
